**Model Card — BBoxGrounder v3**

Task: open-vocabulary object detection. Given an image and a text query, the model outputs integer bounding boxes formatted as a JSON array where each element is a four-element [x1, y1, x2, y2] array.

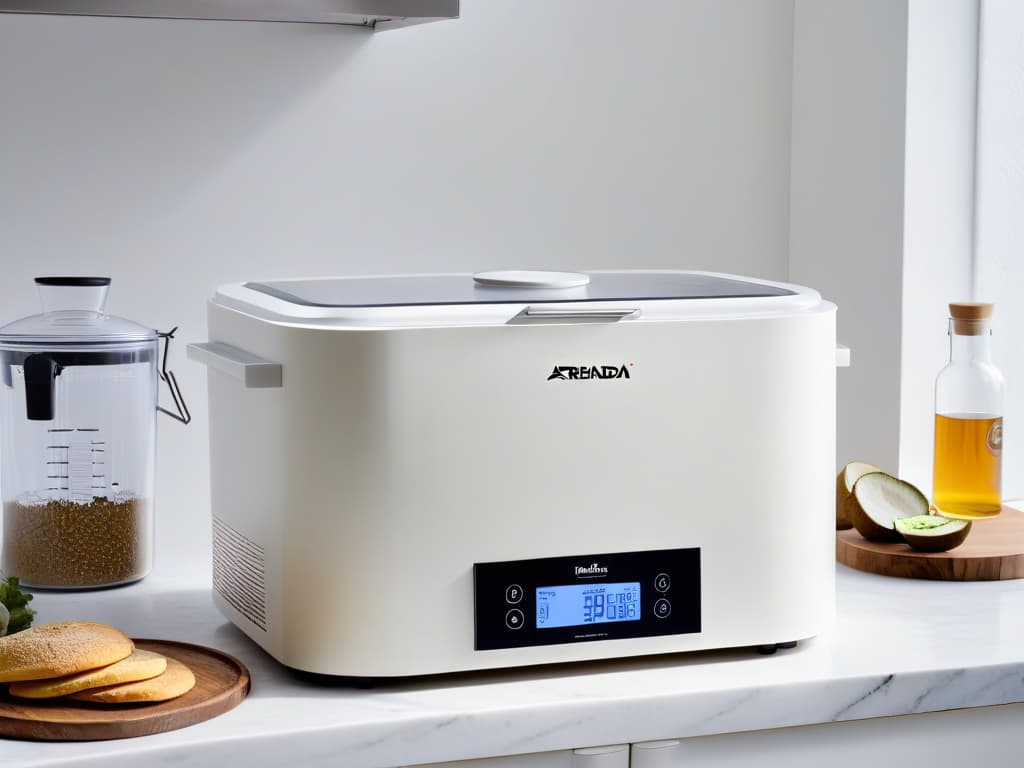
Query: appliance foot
[[757, 641, 799, 655], [288, 669, 379, 688]]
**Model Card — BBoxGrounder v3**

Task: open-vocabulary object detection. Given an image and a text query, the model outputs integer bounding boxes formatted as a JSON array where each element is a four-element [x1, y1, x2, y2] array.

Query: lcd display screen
[[536, 582, 641, 629]]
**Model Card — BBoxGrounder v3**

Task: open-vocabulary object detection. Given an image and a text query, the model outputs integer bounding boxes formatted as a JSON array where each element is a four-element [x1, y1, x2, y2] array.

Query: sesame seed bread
[[71, 656, 196, 704], [8, 648, 167, 699], [0, 622, 134, 683]]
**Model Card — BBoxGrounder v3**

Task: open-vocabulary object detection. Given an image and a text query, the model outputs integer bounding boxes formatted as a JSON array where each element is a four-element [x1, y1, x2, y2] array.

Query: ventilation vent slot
[[212, 517, 267, 631]]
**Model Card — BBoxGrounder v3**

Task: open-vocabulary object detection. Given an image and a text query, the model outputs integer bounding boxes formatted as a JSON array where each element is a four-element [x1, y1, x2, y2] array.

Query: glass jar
[[0, 277, 189, 589], [933, 302, 1004, 519]]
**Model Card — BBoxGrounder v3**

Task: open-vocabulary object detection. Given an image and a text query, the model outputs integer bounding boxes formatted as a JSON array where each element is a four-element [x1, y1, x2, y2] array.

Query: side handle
[[23, 353, 62, 421], [187, 342, 282, 388], [836, 344, 851, 368]]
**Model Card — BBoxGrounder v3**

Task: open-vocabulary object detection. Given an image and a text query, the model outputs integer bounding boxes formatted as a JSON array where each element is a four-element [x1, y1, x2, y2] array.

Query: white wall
[[789, 0, 909, 475], [790, 0, 982, 493], [975, 0, 1024, 498], [0, 0, 796, 573], [898, 0, 978, 495]]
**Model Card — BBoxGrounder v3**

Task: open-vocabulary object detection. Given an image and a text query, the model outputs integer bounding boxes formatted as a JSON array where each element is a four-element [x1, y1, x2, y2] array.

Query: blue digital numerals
[[537, 582, 642, 629], [583, 590, 639, 622]]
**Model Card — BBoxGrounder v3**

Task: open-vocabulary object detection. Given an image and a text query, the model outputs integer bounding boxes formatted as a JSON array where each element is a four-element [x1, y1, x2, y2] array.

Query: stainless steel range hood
[[0, 0, 459, 29]]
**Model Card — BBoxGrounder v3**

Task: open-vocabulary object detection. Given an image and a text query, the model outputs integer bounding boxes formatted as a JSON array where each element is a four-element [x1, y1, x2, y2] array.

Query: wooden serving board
[[837, 505, 1024, 580], [0, 639, 249, 741]]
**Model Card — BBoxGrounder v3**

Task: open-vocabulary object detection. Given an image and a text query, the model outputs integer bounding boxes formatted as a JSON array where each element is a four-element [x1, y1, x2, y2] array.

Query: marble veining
[[7, 554, 1024, 767], [831, 674, 894, 720]]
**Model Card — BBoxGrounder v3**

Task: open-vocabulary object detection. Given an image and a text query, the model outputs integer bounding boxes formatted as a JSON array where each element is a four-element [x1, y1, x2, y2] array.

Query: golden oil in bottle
[[933, 413, 1002, 519], [932, 302, 1004, 520]]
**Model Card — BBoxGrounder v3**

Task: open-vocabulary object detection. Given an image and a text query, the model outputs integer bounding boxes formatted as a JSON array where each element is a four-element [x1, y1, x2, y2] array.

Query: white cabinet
[[409, 744, 628, 768], [408, 753, 566, 768], [629, 740, 682, 768], [411, 704, 1024, 768], [629, 704, 1022, 767], [570, 745, 630, 768]]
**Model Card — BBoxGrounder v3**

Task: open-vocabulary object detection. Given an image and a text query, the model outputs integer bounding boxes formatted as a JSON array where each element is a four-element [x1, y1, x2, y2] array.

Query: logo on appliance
[[547, 364, 631, 381], [575, 563, 609, 578]]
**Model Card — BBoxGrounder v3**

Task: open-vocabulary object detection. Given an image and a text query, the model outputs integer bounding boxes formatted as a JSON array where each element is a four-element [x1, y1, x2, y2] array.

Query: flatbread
[[8, 648, 167, 699], [71, 656, 195, 704], [0, 621, 133, 683]]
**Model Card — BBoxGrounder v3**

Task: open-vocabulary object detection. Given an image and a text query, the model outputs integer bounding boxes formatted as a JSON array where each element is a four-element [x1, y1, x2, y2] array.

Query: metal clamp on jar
[[0, 277, 189, 589]]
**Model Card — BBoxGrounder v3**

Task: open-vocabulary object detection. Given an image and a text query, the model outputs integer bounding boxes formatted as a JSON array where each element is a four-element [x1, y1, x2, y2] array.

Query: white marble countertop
[[8, 513, 1024, 768]]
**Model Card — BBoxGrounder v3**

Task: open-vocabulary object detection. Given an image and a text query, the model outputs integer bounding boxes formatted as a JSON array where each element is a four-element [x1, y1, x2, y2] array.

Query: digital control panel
[[474, 548, 700, 650]]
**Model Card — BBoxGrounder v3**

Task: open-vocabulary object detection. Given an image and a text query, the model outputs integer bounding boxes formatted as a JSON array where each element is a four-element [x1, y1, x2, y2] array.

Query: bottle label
[[987, 418, 1003, 457]]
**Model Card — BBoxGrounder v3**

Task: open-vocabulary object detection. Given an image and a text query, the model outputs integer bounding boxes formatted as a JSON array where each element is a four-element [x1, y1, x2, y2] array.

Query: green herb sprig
[[0, 576, 35, 636]]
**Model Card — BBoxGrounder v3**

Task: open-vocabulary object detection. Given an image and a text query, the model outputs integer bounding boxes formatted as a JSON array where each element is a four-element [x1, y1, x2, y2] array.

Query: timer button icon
[[505, 609, 525, 630], [654, 598, 672, 619], [505, 584, 523, 604], [654, 573, 671, 593]]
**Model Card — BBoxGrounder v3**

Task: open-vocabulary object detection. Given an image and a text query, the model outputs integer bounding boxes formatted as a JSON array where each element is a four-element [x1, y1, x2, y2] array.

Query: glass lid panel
[[245, 272, 795, 308]]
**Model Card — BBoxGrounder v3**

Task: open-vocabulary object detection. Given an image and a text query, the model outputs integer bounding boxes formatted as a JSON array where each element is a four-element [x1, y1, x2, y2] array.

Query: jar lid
[[0, 277, 156, 347]]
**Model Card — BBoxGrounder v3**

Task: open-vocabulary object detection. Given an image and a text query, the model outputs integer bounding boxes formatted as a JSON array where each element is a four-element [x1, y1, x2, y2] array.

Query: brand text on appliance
[[548, 365, 630, 381], [575, 563, 609, 577]]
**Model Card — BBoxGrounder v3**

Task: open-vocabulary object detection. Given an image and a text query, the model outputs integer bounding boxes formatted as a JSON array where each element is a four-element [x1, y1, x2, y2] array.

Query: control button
[[654, 598, 672, 619], [654, 573, 671, 593], [505, 609, 525, 630], [505, 584, 524, 604]]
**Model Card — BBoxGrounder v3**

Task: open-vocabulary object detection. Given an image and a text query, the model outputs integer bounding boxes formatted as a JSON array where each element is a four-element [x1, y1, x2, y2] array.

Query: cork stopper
[[950, 302, 994, 335]]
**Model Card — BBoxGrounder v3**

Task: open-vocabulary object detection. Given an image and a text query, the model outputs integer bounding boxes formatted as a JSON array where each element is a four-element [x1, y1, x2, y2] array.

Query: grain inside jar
[[2, 495, 151, 588]]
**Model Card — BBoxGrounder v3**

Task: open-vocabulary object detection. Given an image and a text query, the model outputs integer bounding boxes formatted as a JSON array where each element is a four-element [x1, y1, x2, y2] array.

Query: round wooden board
[[0, 639, 249, 742], [837, 505, 1024, 580]]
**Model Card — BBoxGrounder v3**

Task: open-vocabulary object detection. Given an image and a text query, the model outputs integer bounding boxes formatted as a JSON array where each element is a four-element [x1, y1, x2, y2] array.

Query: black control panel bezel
[[474, 548, 701, 651]]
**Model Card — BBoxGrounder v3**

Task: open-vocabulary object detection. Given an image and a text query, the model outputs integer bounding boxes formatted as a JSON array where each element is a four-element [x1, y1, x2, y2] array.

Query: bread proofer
[[188, 270, 841, 678]]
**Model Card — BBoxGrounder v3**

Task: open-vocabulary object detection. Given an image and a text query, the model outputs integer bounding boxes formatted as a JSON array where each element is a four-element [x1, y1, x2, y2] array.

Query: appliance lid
[[0, 277, 157, 347], [245, 270, 795, 307], [214, 270, 828, 329]]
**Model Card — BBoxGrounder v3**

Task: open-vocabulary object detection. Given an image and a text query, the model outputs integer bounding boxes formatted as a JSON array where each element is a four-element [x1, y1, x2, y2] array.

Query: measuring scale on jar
[[0, 277, 190, 589], [47, 426, 108, 501]]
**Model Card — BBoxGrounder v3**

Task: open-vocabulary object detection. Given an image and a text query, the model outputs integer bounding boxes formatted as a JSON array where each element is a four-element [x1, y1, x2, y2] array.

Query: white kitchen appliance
[[188, 270, 840, 678]]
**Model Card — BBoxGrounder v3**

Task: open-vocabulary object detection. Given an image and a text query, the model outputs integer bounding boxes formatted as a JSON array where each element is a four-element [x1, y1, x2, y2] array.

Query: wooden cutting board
[[837, 505, 1024, 580], [0, 639, 249, 741]]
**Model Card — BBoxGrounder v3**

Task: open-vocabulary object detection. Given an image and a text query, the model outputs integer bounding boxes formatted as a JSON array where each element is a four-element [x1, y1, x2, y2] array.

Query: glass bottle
[[933, 302, 1004, 519]]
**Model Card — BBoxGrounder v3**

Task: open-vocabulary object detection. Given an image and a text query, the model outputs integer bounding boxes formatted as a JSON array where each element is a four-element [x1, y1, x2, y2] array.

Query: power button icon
[[654, 573, 671, 593]]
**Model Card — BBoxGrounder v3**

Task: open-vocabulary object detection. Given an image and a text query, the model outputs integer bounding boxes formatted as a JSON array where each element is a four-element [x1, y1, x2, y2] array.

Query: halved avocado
[[894, 515, 972, 553], [836, 461, 881, 530], [845, 471, 929, 541]]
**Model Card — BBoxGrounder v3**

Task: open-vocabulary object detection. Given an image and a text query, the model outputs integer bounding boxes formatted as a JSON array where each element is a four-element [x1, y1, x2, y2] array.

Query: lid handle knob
[[473, 271, 590, 289], [35, 277, 111, 314]]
